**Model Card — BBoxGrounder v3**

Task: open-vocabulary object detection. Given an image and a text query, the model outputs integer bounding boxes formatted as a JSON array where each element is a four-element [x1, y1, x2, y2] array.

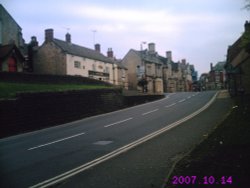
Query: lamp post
[[140, 42, 147, 92]]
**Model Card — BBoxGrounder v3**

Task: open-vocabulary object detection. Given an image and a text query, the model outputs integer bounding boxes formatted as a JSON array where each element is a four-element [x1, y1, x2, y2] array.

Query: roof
[[213, 61, 226, 71], [53, 39, 115, 64], [172, 62, 179, 71], [0, 44, 25, 61], [227, 36, 242, 63], [132, 49, 163, 65], [114, 60, 127, 69], [0, 4, 22, 30]]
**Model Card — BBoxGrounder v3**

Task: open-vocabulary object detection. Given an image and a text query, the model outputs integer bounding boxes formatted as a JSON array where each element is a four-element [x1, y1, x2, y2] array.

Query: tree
[[242, 1, 250, 52], [244, 0, 250, 10], [137, 78, 148, 93]]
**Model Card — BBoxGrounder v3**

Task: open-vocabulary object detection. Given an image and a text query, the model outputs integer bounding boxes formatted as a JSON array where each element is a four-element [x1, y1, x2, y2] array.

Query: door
[[8, 57, 17, 72]]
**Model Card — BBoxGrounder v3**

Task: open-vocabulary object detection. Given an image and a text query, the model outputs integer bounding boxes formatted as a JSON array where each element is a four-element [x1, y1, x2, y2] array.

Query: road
[[0, 91, 217, 188]]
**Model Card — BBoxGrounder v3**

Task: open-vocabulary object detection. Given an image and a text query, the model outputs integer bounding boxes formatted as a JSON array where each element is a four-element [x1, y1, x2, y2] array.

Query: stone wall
[[0, 72, 112, 86], [0, 88, 164, 138]]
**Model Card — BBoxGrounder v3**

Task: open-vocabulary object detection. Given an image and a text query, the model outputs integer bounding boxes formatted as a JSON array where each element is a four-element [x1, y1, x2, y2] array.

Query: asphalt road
[[0, 91, 217, 188]]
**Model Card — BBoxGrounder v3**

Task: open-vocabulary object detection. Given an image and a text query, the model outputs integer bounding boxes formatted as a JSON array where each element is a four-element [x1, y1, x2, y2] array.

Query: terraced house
[[122, 43, 164, 94], [33, 29, 128, 88], [122, 43, 195, 93]]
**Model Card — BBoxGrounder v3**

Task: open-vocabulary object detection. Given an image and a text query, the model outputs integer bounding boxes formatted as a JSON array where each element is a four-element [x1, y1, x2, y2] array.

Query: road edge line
[[29, 92, 218, 188]]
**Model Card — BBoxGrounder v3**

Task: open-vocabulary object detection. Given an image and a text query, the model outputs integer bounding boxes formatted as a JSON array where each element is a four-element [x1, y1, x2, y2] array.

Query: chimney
[[244, 20, 250, 32], [95, 43, 101, 53], [45, 29, 54, 43], [166, 51, 172, 63], [148, 43, 156, 54], [65, 33, 71, 43], [107, 48, 114, 58], [210, 63, 213, 71], [31, 36, 38, 47]]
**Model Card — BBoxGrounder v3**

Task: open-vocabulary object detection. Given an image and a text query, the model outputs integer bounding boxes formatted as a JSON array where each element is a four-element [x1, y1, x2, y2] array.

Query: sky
[[1, 0, 249, 75]]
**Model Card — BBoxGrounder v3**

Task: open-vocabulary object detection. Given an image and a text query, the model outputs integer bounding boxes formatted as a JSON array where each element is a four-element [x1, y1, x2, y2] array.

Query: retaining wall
[[0, 72, 111, 86], [0, 89, 164, 138]]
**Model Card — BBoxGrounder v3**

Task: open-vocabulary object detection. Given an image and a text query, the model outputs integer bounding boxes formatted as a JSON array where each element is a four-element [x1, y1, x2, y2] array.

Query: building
[[0, 44, 25, 72], [207, 62, 225, 90], [122, 43, 198, 94], [0, 4, 25, 72], [33, 29, 127, 87], [225, 21, 250, 96], [0, 4, 24, 49], [199, 73, 209, 91], [121, 43, 163, 94]]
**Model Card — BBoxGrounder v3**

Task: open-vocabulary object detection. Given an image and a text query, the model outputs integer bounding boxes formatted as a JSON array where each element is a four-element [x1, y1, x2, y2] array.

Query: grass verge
[[0, 82, 111, 99]]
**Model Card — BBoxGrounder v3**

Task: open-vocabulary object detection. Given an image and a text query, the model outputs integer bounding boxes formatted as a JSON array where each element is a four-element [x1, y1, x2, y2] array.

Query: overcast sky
[[1, 0, 249, 75]]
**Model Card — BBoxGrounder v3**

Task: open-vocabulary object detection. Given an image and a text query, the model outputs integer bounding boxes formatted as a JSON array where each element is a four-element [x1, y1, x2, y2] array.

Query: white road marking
[[104, 117, 133, 128], [30, 92, 219, 188], [165, 103, 176, 108], [28, 132, 85, 150], [142, 109, 159, 116], [187, 96, 191, 99], [178, 99, 186, 103]]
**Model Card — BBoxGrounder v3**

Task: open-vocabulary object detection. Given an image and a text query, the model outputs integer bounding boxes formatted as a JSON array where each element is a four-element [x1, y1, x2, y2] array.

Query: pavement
[[164, 91, 250, 188], [56, 91, 233, 188]]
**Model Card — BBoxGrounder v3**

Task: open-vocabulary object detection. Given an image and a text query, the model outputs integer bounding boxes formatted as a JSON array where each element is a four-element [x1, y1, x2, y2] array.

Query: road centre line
[[28, 132, 85, 151], [104, 117, 133, 128], [142, 109, 159, 116], [178, 99, 186, 103], [165, 103, 176, 108], [30, 92, 218, 188]]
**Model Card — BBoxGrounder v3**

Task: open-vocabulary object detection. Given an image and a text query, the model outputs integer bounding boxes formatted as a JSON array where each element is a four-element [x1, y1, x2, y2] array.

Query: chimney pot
[[166, 51, 172, 63], [148, 43, 156, 54], [45, 29, 54, 43], [210, 63, 213, 71], [31, 36, 38, 46], [66, 33, 71, 43], [107, 48, 114, 58], [95, 44, 101, 53], [181, 59, 186, 65]]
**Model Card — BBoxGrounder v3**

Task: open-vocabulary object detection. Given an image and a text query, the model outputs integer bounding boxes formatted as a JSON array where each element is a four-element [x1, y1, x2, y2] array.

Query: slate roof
[[130, 49, 184, 73], [53, 39, 115, 64], [132, 49, 163, 65], [172, 62, 179, 72]]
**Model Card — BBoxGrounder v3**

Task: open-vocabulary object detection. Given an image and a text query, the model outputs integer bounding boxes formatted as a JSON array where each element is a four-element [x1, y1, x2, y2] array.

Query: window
[[74, 61, 81, 68], [92, 64, 96, 71], [105, 67, 110, 73]]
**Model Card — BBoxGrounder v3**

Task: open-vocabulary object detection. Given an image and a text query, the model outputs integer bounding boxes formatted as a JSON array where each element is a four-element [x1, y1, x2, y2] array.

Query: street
[[0, 91, 218, 187]]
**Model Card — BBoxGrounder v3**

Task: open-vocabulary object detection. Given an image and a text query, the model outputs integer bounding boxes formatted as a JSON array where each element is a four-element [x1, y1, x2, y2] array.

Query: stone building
[[0, 4, 24, 48], [121, 43, 163, 94], [33, 29, 128, 87], [225, 21, 250, 95], [0, 4, 25, 72], [0, 44, 25, 72], [122, 43, 197, 93]]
